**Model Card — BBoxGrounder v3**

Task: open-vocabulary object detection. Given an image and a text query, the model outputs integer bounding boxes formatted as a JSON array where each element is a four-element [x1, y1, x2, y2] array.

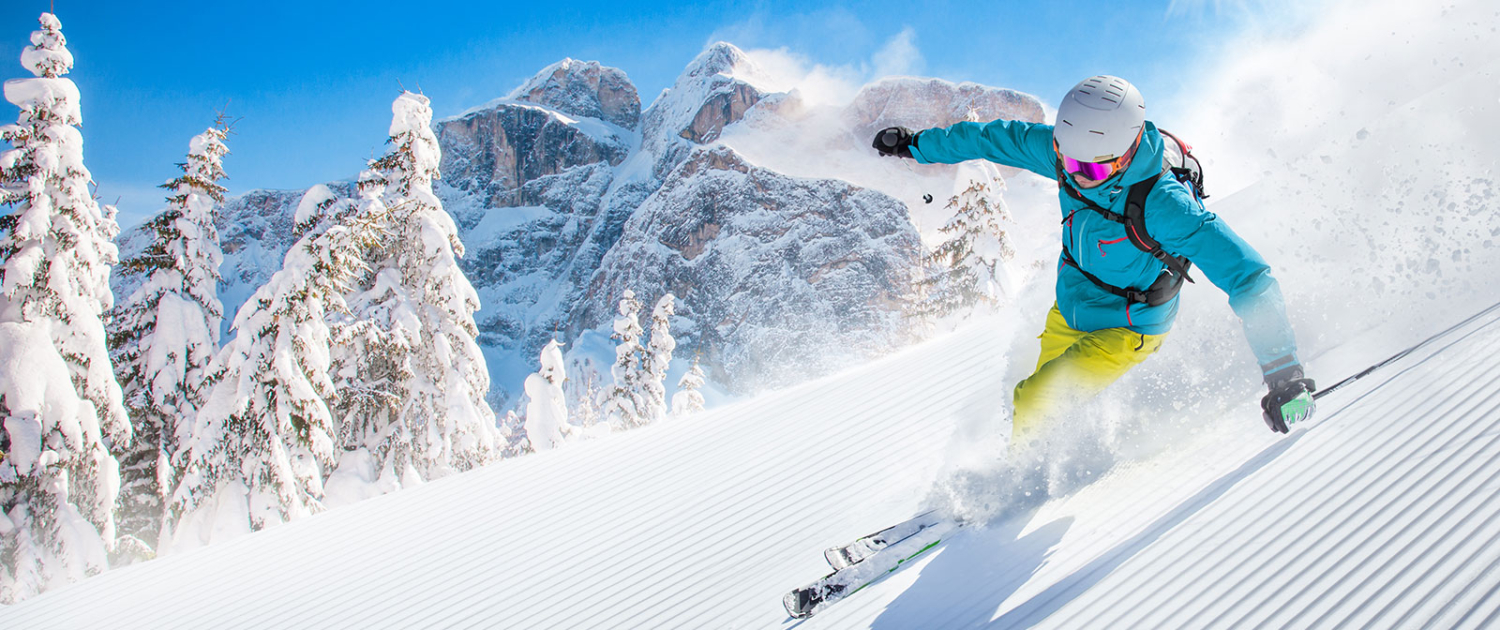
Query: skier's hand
[[872, 126, 916, 158], [1262, 367, 1316, 433]]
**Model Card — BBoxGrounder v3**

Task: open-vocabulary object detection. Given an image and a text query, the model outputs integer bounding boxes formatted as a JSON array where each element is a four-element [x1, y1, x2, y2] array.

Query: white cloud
[[739, 47, 864, 108], [871, 28, 924, 79], [738, 28, 929, 109]]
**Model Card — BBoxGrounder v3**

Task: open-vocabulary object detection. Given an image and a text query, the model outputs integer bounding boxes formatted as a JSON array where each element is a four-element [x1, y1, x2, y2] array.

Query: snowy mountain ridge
[[125, 42, 1047, 410], [502, 57, 642, 131]]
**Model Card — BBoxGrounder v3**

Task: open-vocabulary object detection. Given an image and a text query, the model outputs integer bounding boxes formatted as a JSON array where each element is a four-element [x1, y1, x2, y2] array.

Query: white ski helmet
[[1053, 75, 1146, 163]]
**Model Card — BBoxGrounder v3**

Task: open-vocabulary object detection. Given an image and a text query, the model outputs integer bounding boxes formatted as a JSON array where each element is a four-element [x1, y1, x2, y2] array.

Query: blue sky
[[1, 1, 1319, 228]]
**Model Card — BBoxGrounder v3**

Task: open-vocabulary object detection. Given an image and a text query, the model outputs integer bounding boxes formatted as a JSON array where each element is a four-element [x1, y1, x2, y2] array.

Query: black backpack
[[1055, 129, 1207, 307]]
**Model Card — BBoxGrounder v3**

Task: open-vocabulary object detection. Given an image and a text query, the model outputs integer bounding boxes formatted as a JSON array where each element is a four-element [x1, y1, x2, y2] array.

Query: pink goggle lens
[[1061, 155, 1121, 181]]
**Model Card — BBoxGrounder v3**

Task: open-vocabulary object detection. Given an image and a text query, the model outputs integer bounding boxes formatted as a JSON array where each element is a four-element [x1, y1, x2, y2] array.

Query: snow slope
[[5, 302, 1500, 628], [807, 307, 1500, 629]]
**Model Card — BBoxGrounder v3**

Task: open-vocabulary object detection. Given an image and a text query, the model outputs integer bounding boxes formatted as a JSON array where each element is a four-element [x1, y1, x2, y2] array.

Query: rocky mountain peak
[[435, 58, 637, 208], [682, 42, 756, 82], [507, 58, 642, 131], [640, 43, 774, 180]]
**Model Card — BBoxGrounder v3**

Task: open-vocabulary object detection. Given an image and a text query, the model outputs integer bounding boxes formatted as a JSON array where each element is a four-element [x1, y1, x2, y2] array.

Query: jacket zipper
[[1070, 196, 1134, 329]]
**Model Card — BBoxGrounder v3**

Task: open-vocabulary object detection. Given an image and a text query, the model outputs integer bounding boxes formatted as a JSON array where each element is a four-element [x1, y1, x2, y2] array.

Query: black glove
[[1261, 365, 1316, 433], [872, 126, 916, 158]]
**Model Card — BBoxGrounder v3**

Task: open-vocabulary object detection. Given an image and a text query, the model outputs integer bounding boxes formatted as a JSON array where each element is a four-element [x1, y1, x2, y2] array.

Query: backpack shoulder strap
[[1123, 171, 1162, 250], [1125, 170, 1195, 283]]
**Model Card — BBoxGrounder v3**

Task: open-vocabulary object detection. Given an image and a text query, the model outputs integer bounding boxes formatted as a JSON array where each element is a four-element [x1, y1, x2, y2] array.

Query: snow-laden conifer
[[642, 293, 676, 422], [565, 362, 604, 431], [0, 13, 130, 602], [107, 123, 228, 559], [498, 410, 526, 456], [164, 187, 377, 551], [361, 91, 498, 476], [913, 179, 1016, 319], [671, 356, 707, 417], [523, 340, 569, 451], [325, 170, 427, 493], [602, 290, 647, 429]]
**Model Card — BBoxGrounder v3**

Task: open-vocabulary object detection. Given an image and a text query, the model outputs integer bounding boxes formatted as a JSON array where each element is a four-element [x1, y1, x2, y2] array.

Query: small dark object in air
[[922, 194, 934, 204]]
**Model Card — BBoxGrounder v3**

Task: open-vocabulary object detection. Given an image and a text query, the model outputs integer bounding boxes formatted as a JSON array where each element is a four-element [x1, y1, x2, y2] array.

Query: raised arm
[[909, 119, 1058, 178]]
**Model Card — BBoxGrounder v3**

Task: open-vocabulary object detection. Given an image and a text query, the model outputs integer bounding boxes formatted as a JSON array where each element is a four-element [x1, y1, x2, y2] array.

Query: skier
[[872, 75, 1315, 446]]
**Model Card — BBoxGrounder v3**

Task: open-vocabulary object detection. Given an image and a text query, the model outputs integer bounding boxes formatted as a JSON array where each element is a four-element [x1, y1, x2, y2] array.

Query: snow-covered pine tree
[[164, 186, 379, 551], [671, 356, 707, 417], [914, 178, 1016, 319], [564, 360, 604, 430], [0, 13, 131, 602], [366, 91, 498, 476], [523, 340, 569, 452], [326, 170, 424, 492], [601, 290, 647, 429], [107, 123, 229, 560], [641, 293, 676, 423], [499, 410, 526, 456]]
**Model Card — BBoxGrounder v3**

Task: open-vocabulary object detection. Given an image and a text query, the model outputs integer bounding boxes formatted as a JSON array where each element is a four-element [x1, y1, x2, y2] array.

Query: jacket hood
[[1120, 121, 1165, 186]]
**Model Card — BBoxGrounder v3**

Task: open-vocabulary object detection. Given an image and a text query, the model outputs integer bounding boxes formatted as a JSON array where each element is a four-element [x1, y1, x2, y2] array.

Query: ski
[[823, 509, 946, 570], [784, 517, 961, 619]]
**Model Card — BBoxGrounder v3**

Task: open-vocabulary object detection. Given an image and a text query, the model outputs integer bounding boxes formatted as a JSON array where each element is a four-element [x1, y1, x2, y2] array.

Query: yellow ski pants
[[1011, 304, 1167, 444]]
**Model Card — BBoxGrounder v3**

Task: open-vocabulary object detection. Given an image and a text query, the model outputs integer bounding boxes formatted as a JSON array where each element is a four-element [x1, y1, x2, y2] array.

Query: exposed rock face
[[577, 146, 921, 392], [681, 83, 763, 144], [508, 58, 641, 131], [217, 188, 293, 264], [640, 42, 771, 180], [436, 102, 631, 208], [454, 162, 622, 354]]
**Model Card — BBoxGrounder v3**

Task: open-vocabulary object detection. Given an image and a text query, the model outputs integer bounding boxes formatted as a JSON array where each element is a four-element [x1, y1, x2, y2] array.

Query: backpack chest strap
[[1055, 164, 1197, 307]]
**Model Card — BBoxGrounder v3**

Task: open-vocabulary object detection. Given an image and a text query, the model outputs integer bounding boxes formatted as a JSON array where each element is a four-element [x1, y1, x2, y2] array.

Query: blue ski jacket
[[909, 119, 1301, 378]]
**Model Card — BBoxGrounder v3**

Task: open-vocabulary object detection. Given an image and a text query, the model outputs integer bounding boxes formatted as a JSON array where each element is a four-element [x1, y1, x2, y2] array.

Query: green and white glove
[[1262, 366, 1316, 433]]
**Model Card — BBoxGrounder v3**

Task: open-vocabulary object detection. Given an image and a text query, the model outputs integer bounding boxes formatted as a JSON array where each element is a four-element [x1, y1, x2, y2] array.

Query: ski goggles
[[1055, 131, 1142, 182]]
